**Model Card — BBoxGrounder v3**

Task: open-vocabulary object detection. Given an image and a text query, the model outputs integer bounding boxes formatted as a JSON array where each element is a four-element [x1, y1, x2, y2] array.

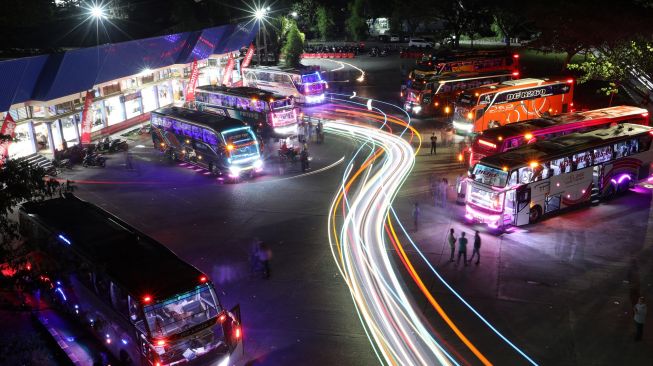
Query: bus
[[469, 106, 650, 166], [242, 66, 328, 104], [452, 78, 575, 135], [195, 85, 298, 137], [19, 194, 243, 366], [403, 70, 517, 116], [151, 107, 263, 179], [409, 51, 519, 82], [465, 123, 653, 228]]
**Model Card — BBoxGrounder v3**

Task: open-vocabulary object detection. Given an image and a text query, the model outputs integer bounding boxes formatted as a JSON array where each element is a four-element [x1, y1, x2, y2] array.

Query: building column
[[137, 96, 144, 116], [26, 120, 37, 155], [120, 98, 127, 121], [55, 119, 65, 149], [153, 85, 160, 109], [73, 114, 81, 143], [45, 122, 56, 155], [101, 100, 108, 128]]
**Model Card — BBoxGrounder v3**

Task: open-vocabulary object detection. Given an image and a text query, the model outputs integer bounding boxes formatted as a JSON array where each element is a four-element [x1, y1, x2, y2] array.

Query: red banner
[[241, 43, 255, 69], [80, 90, 94, 145], [185, 59, 200, 102], [0, 113, 17, 164], [222, 54, 235, 86]]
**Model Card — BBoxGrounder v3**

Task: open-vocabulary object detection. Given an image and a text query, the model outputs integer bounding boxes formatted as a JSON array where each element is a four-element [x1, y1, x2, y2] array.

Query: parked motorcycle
[[82, 153, 106, 168], [96, 137, 128, 153]]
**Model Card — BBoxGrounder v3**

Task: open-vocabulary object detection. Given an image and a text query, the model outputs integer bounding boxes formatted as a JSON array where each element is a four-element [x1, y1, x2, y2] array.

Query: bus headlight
[[229, 166, 241, 177], [253, 159, 263, 170], [413, 106, 422, 114]]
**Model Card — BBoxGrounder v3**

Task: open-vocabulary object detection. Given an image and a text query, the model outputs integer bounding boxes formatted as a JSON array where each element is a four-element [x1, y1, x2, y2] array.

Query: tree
[[568, 40, 653, 105], [292, 0, 319, 38], [490, 0, 534, 46], [0, 145, 72, 262], [390, 0, 425, 36], [282, 23, 304, 67], [316, 6, 335, 41], [345, 0, 368, 41]]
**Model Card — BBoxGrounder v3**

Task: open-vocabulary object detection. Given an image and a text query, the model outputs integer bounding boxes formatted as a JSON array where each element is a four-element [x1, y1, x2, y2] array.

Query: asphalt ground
[[3, 50, 652, 366]]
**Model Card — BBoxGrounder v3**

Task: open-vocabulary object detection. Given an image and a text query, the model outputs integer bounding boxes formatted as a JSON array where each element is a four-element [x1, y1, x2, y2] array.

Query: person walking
[[634, 296, 647, 341], [470, 230, 482, 265], [430, 132, 437, 155], [316, 121, 323, 144], [258, 242, 272, 279], [447, 228, 456, 262], [412, 202, 421, 231], [300, 146, 310, 172], [440, 178, 448, 208], [457, 232, 468, 266]]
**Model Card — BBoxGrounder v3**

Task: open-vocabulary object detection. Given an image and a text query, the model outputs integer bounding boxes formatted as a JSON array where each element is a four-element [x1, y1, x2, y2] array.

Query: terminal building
[[0, 22, 257, 159]]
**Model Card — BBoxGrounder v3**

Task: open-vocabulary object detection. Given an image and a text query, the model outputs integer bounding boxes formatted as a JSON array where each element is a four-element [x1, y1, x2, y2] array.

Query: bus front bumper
[[228, 159, 264, 178], [453, 120, 474, 135], [464, 204, 503, 229]]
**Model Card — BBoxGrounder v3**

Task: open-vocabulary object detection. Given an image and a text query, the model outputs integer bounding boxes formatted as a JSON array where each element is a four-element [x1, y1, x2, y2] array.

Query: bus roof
[[430, 69, 515, 83], [20, 195, 207, 302], [244, 65, 318, 75], [480, 123, 653, 170], [465, 77, 565, 95], [152, 106, 247, 132], [480, 106, 649, 141], [196, 85, 287, 101]]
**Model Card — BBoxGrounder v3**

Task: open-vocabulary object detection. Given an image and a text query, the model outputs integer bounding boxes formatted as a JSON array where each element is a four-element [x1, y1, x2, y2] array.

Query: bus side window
[[93, 272, 112, 303], [518, 166, 533, 184], [110, 281, 130, 318], [509, 170, 518, 185], [639, 134, 652, 152]]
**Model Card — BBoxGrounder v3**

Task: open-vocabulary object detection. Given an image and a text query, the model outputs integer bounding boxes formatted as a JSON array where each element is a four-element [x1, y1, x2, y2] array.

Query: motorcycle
[[82, 153, 106, 168], [368, 47, 379, 57], [108, 138, 129, 153]]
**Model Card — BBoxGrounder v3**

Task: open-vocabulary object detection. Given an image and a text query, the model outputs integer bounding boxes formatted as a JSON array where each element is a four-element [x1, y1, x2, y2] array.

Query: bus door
[[593, 165, 603, 191], [515, 185, 531, 226]]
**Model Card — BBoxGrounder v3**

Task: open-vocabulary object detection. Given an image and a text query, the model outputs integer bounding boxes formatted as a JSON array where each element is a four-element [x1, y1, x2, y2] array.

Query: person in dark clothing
[[457, 232, 468, 266], [430, 132, 437, 155], [470, 230, 481, 265]]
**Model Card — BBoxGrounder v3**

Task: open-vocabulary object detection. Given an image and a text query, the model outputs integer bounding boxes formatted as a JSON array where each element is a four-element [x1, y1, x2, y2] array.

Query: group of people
[[431, 176, 450, 208], [297, 119, 324, 145], [448, 228, 482, 266]]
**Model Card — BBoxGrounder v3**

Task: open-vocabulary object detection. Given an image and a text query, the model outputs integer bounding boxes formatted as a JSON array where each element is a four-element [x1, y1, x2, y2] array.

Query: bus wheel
[[602, 184, 616, 200], [209, 163, 219, 176], [529, 205, 542, 223]]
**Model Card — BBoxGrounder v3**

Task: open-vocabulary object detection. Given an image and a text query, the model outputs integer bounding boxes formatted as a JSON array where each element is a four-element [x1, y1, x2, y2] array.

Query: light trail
[[325, 119, 461, 365], [323, 97, 538, 366]]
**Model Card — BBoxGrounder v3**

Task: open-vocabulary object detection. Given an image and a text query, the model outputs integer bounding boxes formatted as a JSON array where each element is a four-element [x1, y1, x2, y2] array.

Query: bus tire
[[209, 162, 218, 176], [602, 184, 616, 200], [529, 205, 542, 223]]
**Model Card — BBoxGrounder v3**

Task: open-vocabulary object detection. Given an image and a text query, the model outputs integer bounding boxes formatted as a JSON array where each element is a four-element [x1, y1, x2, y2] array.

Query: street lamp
[[253, 6, 269, 66], [291, 11, 298, 18]]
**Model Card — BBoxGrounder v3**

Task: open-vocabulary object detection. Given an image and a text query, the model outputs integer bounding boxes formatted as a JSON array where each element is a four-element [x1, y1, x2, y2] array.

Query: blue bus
[[151, 107, 263, 179], [19, 195, 243, 366]]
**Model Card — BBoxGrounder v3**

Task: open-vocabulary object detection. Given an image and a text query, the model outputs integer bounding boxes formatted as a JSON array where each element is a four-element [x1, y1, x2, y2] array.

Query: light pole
[[254, 7, 267, 66]]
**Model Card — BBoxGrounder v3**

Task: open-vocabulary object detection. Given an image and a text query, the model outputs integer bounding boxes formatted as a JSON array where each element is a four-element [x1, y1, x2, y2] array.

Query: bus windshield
[[301, 73, 322, 84], [457, 92, 478, 107], [145, 284, 220, 339], [222, 128, 259, 161], [472, 164, 508, 187]]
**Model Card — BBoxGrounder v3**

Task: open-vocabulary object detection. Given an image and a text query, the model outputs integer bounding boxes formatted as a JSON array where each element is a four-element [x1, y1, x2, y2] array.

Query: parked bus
[[403, 70, 518, 116], [452, 78, 575, 135], [195, 85, 298, 137], [409, 51, 519, 82], [465, 123, 653, 228], [151, 107, 263, 179], [242, 66, 328, 104], [469, 106, 650, 166], [19, 195, 243, 366]]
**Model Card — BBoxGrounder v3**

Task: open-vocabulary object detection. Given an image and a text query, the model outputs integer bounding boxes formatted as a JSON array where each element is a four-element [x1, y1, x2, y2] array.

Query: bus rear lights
[[512, 71, 520, 77], [513, 54, 519, 59], [142, 295, 152, 303], [642, 113, 649, 118], [235, 327, 242, 339], [218, 313, 227, 323], [567, 79, 574, 84], [199, 275, 208, 283], [524, 133, 533, 140], [156, 339, 166, 346]]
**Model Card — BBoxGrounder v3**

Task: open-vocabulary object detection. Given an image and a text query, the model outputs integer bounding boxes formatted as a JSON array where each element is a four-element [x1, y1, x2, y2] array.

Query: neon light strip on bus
[[478, 139, 497, 149]]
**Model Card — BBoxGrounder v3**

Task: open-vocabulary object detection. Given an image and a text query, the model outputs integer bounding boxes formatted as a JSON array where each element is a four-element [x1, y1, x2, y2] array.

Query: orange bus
[[469, 106, 650, 166], [452, 78, 574, 135]]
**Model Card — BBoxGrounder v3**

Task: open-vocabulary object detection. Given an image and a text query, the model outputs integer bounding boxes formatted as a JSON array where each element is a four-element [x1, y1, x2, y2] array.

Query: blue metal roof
[[0, 21, 258, 112]]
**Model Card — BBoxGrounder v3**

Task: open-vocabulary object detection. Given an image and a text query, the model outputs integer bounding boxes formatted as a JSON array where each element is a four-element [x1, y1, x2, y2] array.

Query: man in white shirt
[[634, 296, 647, 341]]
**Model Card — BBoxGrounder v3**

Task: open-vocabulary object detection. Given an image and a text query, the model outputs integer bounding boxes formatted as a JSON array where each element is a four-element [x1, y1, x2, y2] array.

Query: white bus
[[465, 123, 653, 228], [242, 66, 328, 104]]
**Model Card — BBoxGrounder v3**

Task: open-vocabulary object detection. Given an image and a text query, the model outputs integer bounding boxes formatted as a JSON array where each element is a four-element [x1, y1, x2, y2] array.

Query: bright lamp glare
[[291, 11, 298, 17], [90, 6, 105, 18], [254, 8, 265, 20]]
